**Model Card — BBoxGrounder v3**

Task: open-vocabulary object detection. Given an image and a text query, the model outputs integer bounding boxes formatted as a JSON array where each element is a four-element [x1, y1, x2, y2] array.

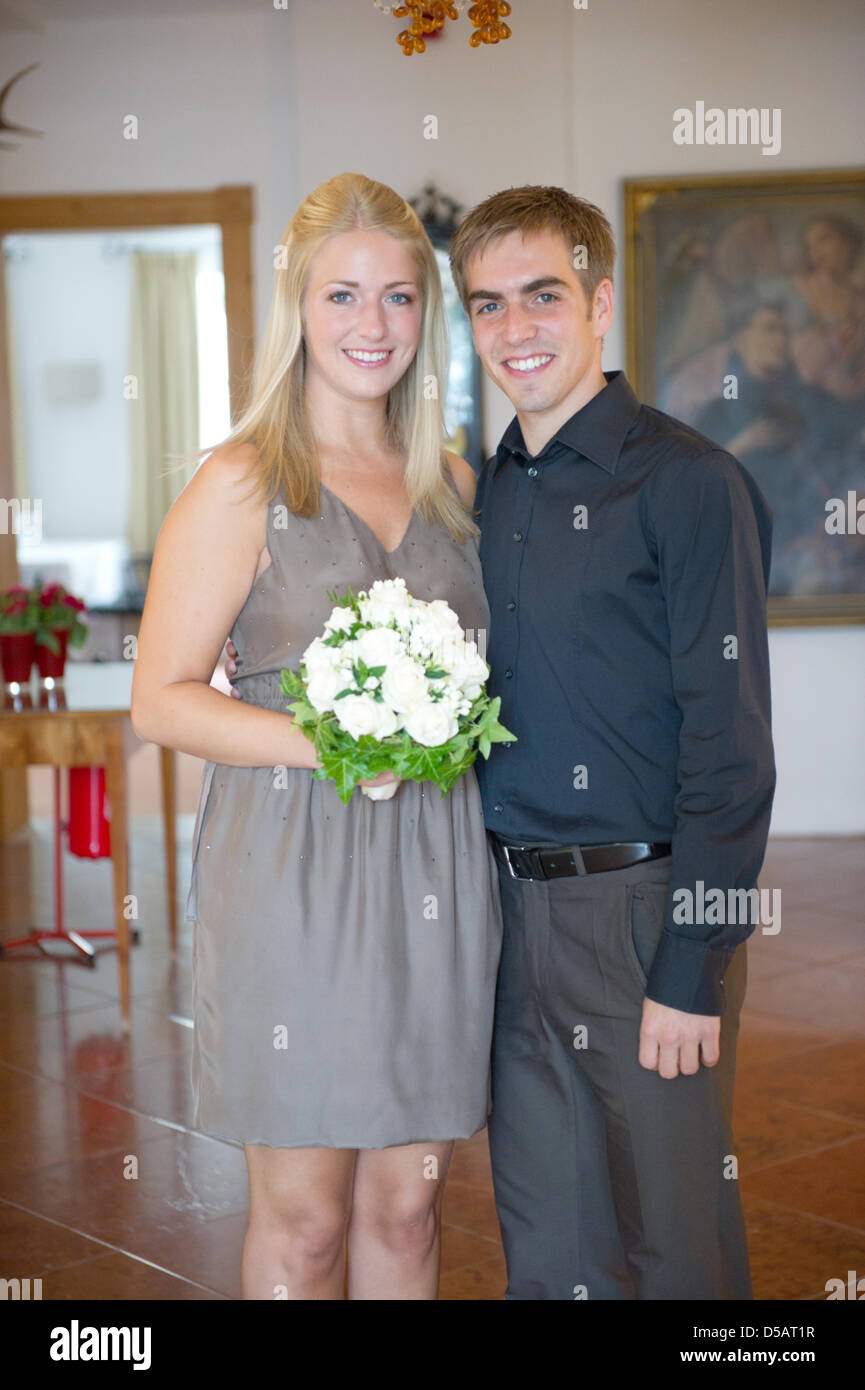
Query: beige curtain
[[127, 251, 199, 555], [3, 264, 30, 500]]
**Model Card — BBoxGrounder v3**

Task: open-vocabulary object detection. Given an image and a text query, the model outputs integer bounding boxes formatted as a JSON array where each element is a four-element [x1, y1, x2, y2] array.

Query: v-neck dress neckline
[[319, 482, 416, 557]]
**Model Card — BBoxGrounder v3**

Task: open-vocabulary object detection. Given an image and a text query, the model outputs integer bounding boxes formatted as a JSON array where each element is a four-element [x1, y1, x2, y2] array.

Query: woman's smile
[[342, 347, 396, 368]]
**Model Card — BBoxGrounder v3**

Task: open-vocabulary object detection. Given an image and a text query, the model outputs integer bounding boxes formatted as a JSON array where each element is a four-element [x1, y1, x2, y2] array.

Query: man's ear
[[593, 278, 614, 336]]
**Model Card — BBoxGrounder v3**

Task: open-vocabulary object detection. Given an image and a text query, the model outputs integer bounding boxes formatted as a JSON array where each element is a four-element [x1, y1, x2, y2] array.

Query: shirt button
[[527, 466, 538, 478], [504, 668, 513, 678], [493, 803, 504, 814], [506, 600, 516, 611], [513, 531, 523, 542]]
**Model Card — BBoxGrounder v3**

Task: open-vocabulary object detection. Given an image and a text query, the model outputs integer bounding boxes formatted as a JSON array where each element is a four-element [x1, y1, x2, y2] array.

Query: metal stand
[[0, 767, 139, 965]]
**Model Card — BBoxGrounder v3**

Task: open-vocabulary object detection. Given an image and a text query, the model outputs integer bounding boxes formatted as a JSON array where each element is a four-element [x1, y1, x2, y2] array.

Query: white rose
[[352, 626, 404, 669], [323, 605, 355, 635], [424, 598, 462, 633], [380, 656, 429, 714], [334, 693, 399, 741], [403, 701, 459, 747], [441, 637, 488, 697], [303, 635, 341, 678], [305, 665, 345, 713]]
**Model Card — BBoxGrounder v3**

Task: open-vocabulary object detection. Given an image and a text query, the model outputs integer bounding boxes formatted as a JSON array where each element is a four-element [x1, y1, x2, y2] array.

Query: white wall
[[0, 10, 297, 342], [291, 0, 577, 447], [1, 0, 862, 831]]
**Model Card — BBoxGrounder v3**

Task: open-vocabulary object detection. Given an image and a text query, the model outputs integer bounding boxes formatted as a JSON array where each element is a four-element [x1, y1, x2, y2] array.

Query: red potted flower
[[33, 582, 88, 679], [0, 586, 39, 685]]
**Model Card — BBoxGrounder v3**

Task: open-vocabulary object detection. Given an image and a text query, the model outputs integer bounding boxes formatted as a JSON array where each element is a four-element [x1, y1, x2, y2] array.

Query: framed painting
[[624, 169, 865, 625]]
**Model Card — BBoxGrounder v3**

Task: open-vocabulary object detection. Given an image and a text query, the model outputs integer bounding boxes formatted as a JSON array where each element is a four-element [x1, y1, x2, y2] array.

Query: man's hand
[[639, 998, 720, 1079], [224, 638, 241, 697]]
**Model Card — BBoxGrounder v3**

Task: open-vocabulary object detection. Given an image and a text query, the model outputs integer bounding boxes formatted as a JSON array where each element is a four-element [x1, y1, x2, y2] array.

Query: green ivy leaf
[[317, 747, 361, 804]]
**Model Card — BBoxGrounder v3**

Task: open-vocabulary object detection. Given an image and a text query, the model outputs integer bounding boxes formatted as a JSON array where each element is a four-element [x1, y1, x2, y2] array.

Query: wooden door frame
[[0, 183, 254, 836]]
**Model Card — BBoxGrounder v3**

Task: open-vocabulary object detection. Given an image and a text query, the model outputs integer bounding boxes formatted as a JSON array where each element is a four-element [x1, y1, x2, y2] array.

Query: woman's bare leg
[[242, 1144, 357, 1299], [346, 1140, 455, 1300]]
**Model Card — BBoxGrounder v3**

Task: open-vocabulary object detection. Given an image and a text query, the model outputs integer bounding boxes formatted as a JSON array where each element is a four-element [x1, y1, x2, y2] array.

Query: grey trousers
[[486, 850, 752, 1300]]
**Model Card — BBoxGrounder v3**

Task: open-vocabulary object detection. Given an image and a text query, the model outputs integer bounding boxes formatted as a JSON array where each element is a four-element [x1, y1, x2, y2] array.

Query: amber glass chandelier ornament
[[374, 1, 513, 56], [467, 1, 511, 46], [388, 2, 458, 56]]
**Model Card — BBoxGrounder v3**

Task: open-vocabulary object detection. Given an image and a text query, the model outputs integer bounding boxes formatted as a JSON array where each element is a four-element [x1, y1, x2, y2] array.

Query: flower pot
[[36, 628, 70, 680], [0, 631, 36, 685]]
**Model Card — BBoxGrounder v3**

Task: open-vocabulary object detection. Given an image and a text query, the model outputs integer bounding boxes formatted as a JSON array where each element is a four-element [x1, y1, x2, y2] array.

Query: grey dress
[[185, 482, 504, 1150]]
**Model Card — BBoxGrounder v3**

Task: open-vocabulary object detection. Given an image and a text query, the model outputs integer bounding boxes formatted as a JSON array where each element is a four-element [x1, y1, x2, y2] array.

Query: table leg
[[104, 730, 131, 1032], [160, 745, 177, 952]]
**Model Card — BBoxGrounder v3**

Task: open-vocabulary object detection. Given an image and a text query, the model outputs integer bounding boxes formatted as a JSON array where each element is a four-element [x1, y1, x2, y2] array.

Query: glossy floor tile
[[1, 813, 862, 1299]]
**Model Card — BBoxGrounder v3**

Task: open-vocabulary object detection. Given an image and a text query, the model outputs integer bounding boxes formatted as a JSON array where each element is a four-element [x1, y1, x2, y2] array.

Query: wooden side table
[[0, 662, 177, 1032]]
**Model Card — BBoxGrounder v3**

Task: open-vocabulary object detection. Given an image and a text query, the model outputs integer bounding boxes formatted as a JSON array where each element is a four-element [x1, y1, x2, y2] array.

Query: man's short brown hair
[[449, 185, 615, 314]]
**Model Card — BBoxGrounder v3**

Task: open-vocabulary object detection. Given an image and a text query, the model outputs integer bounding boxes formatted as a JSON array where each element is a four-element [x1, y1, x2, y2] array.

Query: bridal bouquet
[[280, 578, 516, 803]]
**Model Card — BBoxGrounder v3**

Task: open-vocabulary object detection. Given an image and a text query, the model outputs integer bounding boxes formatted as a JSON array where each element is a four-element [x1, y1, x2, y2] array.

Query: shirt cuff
[[645, 930, 736, 1016]]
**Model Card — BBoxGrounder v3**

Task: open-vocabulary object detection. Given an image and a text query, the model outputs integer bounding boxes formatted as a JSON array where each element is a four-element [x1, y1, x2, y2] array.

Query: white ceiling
[[0, 0, 261, 30]]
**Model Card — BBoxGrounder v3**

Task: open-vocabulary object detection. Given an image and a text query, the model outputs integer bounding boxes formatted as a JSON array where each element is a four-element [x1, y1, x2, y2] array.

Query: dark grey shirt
[[474, 370, 776, 1015]]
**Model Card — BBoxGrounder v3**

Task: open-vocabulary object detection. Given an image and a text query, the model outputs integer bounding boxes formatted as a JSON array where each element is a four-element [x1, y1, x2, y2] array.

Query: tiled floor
[[0, 756, 862, 1298]]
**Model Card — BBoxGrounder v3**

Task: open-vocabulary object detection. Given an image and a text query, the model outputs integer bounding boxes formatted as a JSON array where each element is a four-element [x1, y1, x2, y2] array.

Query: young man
[[448, 187, 775, 1299]]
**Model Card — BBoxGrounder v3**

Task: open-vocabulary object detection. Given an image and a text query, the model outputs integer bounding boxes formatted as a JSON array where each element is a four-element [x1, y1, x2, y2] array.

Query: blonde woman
[[131, 173, 503, 1300]]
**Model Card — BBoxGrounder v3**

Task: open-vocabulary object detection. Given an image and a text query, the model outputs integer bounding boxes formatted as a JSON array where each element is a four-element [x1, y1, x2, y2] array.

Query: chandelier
[[374, 2, 513, 57]]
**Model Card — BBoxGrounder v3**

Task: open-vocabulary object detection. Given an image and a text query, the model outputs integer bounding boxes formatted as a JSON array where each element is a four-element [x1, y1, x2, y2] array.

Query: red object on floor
[[68, 766, 112, 858]]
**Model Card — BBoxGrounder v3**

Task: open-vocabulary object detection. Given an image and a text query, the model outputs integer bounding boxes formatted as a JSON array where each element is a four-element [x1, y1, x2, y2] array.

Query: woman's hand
[[358, 769, 401, 790], [358, 768, 402, 801]]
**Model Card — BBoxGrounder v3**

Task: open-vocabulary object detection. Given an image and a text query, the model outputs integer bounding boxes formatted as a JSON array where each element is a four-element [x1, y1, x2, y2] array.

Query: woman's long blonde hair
[[170, 172, 477, 542]]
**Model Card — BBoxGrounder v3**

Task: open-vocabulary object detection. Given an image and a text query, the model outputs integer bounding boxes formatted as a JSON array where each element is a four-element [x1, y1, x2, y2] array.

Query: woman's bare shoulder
[[177, 440, 267, 524], [193, 440, 263, 493]]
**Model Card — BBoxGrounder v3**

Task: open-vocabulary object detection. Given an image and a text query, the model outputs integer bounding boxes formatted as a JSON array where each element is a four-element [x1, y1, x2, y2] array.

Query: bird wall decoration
[[0, 63, 43, 152]]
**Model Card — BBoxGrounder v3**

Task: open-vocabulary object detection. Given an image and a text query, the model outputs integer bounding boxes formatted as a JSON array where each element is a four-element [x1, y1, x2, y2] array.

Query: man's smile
[[501, 353, 555, 376]]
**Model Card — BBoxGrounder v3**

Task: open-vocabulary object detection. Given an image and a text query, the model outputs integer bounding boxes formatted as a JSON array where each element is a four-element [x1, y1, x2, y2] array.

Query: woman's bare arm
[[130, 443, 319, 770]]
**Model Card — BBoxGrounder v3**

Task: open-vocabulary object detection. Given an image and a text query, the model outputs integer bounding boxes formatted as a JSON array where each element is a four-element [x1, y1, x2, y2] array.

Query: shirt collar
[[493, 370, 641, 475]]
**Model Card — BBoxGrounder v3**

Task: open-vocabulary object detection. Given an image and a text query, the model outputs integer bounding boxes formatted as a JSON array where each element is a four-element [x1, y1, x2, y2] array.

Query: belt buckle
[[501, 843, 533, 881]]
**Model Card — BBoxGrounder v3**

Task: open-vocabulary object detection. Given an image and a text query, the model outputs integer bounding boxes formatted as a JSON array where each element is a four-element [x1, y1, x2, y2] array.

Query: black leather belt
[[490, 836, 671, 880]]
